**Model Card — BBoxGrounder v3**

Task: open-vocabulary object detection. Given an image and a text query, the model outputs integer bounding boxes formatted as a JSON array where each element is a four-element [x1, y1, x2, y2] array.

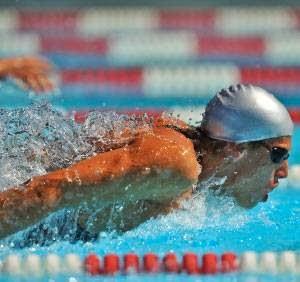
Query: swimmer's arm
[[0, 180, 62, 239], [0, 128, 200, 239], [60, 127, 200, 206], [66, 126, 201, 234]]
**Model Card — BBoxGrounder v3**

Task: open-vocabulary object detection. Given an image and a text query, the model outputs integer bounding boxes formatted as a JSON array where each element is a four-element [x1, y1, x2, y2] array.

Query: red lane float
[[198, 36, 265, 56], [241, 67, 300, 85], [84, 254, 101, 275], [294, 9, 300, 28], [182, 252, 199, 274], [289, 109, 300, 124], [124, 253, 140, 273], [18, 10, 79, 31], [40, 36, 108, 54], [202, 253, 218, 274], [159, 9, 216, 30], [143, 253, 160, 273], [163, 253, 180, 273], [104, 254, 120, 275], [61, 68, 143, 87], [221, 252, 238, 273]]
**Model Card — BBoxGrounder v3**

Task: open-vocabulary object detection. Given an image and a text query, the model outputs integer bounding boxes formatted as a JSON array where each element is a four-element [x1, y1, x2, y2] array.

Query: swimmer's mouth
[[262, 177, 280, 203], [262, 194, 268, 202], [268, 176, 279, 190]]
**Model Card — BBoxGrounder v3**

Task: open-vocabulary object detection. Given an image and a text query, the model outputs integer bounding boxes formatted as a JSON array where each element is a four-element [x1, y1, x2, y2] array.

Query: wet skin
[[204, 136, 291, 208], [0, 56, 53, 93]]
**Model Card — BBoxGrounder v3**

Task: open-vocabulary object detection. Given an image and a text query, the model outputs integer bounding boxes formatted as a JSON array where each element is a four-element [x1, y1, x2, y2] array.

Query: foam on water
[[0, 103, 150, 190], [125, 188, 247, 238], [0, 103, 83, 189]]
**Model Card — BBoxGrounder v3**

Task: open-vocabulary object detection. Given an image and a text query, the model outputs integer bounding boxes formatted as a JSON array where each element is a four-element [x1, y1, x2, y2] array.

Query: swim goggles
[[268, 147, 290, 164]]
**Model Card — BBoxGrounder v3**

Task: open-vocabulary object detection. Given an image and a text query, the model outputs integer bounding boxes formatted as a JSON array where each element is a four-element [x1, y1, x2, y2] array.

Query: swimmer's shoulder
[[132, 122, 201, 182]]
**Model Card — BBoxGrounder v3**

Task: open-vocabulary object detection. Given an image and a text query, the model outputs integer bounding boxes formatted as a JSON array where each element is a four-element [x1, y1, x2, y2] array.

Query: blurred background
[[0, 1, 300, 130], [1, 0, 300, 7]]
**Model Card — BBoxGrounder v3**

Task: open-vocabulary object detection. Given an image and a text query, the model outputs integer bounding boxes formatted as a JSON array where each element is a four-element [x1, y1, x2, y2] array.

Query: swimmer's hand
[[0, 56, 54, 93]]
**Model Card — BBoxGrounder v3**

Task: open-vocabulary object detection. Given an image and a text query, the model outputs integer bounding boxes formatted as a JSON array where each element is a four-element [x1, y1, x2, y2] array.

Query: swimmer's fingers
[[30, 73, 54, 93], [19, 75, 39, 92], [0, 56, 55, 93], [19, 73, 54, 93], [9, 66, 54, 93]]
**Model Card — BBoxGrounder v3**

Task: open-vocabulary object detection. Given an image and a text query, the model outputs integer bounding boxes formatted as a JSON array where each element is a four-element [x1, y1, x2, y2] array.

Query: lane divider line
[[1, 251, 299, 276]]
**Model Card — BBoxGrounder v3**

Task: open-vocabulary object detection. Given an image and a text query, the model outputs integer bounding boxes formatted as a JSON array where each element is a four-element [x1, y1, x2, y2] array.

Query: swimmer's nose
[[275, 161, 289, 179]]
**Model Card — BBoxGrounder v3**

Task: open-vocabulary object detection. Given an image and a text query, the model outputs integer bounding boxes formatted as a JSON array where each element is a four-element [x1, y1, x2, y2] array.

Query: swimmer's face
[[214, 136, 291, 208]]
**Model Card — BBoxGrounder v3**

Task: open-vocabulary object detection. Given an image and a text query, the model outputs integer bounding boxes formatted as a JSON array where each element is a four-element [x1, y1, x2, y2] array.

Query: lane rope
[[1, 251, 299, 276]]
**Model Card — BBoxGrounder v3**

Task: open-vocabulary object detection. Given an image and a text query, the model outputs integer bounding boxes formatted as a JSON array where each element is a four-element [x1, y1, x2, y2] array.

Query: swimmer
[[0, 84, 293, 243], [0, 56, 53, 93]]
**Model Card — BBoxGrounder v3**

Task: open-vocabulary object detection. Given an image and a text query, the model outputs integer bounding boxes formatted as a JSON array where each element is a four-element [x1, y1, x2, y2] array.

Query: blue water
[[1, 81, 300, 110]]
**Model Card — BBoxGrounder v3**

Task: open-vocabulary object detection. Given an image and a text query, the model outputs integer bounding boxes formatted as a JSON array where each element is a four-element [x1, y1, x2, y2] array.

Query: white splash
[[0, 103, 150, 190]]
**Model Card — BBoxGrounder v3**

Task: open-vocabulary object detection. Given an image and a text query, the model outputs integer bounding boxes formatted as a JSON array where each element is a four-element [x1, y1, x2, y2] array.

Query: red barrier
[[241, 67, 300, 85], [201, 253, 218, 274], [182, 253, 199, 274], [198, 36, 265, 56], [124, 253, 139, 273], [289, 109, 300, 123], [163, 253, 180, 273], [61, 68, 143, 86], [18, 10, 78, 31], [221, 252, 238, 273], [104, 254, 120, 275], [84, 254, 101, 275], [143, 253, 160, 273], [159, 9, 216, 30], [40, 36, 108, 54], [293, 9, 300, 28]]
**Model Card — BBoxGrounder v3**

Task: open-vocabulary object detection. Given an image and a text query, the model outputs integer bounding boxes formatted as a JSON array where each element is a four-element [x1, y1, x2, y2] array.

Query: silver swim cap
[[200, 84, 294, 143]]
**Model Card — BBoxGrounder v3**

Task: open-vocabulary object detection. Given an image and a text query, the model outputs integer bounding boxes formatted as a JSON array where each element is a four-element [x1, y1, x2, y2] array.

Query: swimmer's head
[[200, 84, 293, 143], [197, 84, 293, 208]]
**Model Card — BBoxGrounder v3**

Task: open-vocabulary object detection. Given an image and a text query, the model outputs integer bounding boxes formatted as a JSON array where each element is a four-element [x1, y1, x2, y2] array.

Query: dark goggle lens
[[270, 147, 289, 164]]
